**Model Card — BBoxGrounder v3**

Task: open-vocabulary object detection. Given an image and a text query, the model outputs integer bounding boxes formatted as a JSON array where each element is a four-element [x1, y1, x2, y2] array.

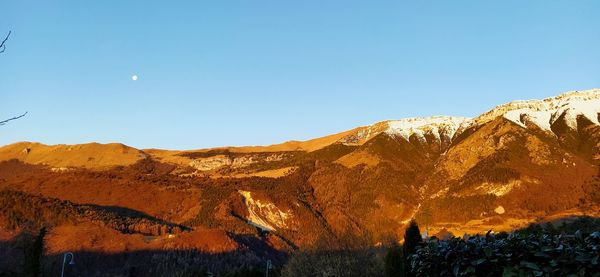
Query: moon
[[131, 75, 138, 81]]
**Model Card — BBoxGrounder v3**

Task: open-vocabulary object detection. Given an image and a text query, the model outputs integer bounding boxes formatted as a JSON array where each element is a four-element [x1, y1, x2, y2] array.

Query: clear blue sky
[[1, 1, 599, 150]]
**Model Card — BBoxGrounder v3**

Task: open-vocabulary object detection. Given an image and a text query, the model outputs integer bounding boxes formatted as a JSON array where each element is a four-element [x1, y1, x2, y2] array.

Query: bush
[[281, 249, 383, 277], [409, 231, 600, 276], [222, 267, 265, 277]]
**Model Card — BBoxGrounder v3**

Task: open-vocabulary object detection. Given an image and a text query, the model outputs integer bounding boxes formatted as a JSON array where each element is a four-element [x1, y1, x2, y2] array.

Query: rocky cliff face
[[0, 89, 599, 263]]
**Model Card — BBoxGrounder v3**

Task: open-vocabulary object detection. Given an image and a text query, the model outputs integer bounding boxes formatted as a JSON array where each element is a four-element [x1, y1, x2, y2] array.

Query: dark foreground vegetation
[[409, 226, 600, 276], [1, 218, 600, 276], [283, 219, 600, 277]]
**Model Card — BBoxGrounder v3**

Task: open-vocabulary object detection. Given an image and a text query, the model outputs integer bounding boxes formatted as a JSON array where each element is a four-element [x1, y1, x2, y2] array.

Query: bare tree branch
[[0, 31, 26, 126], [0, 31, 11, 54], [0, 112, 27, 126]]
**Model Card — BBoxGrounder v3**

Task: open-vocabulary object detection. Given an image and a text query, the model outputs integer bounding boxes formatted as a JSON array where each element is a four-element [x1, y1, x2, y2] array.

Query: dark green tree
[[384, 244, 406, 277], [402, 220, 422, 276], [403, 220, 422, 256]]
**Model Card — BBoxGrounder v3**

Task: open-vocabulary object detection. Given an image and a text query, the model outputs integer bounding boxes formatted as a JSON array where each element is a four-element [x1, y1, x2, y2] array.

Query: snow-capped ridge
[[338, 116, 473, 146], [475, 89, 600, 132], [384, 116, 472, 141], [339, 89, 599, 148]]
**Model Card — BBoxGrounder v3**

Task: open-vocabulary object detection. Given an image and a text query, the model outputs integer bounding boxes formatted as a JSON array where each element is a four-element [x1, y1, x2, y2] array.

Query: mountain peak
[[475, 89, 600, 132], [335, 89, 600, 149], [0, 141, 146, 169]]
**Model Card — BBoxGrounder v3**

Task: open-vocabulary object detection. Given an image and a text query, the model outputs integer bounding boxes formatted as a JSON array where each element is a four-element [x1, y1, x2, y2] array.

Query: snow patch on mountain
[[385, 116, 472, 141], [477, 89, 600, 132], [338, 89, 599, 149], [522, 111, 553, 132]]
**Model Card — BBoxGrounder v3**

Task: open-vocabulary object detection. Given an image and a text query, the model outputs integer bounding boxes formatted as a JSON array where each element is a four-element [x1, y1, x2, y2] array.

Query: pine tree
[[402, 220, 422, 276], [403, 220, 422, 256]]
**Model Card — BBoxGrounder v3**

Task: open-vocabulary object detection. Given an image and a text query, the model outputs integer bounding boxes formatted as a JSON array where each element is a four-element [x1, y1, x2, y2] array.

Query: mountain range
[[1, 89, 599, 274]]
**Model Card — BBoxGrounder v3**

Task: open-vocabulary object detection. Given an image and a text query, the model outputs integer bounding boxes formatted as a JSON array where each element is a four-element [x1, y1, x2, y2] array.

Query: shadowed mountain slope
[[1, 89, 600, 275]]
